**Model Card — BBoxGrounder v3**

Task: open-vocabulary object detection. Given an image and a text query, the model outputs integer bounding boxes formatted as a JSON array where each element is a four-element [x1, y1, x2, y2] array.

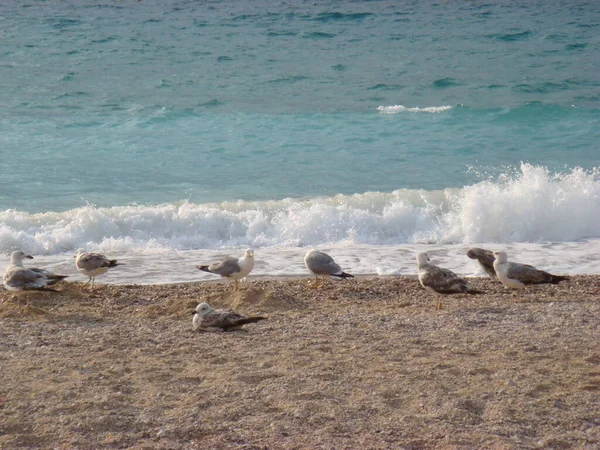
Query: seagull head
[[192, 302, 213, 317], [73, 248, 86, 259], [10, 250, 33, 265], [466, 248, 479, 259], [467, 248, 494, 260], [416, 252, 430, 266], [244, 248, 254, 258], [493, 251, 508, 263]]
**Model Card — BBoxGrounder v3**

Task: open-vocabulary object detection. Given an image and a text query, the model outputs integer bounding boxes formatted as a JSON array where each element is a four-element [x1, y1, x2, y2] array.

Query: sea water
[[1, 1, 599, 284]]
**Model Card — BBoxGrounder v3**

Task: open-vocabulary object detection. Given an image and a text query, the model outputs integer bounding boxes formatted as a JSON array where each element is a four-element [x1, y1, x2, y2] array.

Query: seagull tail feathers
[[108, 260, 123, 268], [550, 275, 569, 284], [46, 275, 69, 285], [197, 265, 212, 273], [332, 272, 354, 279], [236, 316, 268, 326], [466, 288, 484, 295], [223, 317, 268, 330]]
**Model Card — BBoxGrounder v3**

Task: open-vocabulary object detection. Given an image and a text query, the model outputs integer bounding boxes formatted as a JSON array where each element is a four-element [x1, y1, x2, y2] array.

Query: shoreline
[[1, 276, 599, 448]]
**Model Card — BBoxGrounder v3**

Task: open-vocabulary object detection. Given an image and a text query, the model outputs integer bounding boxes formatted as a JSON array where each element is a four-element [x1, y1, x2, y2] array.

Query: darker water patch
[[90, 36, 117, 44], [58, 73, 76, 82], [266, 30, 298, 37], [331, 64, 347, 71], [217, 56, 233, 62], [489, 30, 532, 41], [198, 100, 222, 108], [513, 82, 571, 94], [576, 22, 599, 29], [53, 91, 90, 100], [433, 78, 462, 89], [303, 31, 336, 39], [268, 76, 309, 85], [48, 18, 82, 29], [311, 12, 373, 23], [565, 43, 587, 51], [367, 84, 405, 91]]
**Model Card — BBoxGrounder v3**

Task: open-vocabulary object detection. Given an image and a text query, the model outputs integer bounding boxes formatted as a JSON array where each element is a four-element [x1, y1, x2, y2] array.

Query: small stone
[[157, 428, 166, 438], [554, 399, 566, 409]]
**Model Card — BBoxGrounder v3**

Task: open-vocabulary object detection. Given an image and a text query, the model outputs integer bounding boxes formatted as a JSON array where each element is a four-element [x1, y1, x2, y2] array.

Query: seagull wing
[[208, 257, 242, 277], [78, 253, 112, 270], [306, 251, 342, 275], [507, 262, 553, 284]]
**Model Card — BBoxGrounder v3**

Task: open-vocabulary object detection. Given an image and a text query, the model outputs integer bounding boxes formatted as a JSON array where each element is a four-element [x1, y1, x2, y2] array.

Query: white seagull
[[417, 252, 479, 309], [8, 250, 68, 284], [196, 248, 255, 291], [493, 251, 569, 290], [74, 249, 123, 288], [304, 249, 354, 288], [3, 251, 62, 292], [192, 302, 267, 332]]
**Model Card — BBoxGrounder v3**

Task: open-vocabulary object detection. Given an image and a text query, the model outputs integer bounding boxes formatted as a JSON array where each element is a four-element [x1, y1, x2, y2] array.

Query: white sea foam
[[1, 164, 600, 283], [1, 164, 600, 254], [377, 105, 453, 114]]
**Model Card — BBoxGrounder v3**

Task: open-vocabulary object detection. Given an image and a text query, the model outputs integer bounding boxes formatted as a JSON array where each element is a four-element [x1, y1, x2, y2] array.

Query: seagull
[[191, 302, 267, 332], [74, 249, 122, 288], [466, 247, 497, 279], [493, 251, 569, 290], [3, 251, 60, 293], [196, 248, 254, 291], [417, 252, 479, 310], [9, 250, 68, 284], [304, 249, 354, 288]]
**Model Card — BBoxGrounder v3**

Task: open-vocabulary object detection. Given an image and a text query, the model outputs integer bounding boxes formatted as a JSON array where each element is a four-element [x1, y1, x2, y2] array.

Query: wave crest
[[377, 104, 453, 114], [1, 164, 599, 255]]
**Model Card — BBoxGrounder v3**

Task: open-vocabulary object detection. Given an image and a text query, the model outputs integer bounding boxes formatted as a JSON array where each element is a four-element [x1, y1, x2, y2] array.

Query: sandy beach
[[1, 276, 599, 449]]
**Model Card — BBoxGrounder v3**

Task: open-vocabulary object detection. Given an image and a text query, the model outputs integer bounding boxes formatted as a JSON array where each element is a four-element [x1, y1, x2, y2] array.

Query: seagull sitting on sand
[[466, 247, 497, 279], [74, 249, 122, 288], [417, 252, 480, 310], [3, 251, 61, 292], [493, 251, 569, 290], [9, 250, 68, 284], [304, 249, 354, 288], [192, 302, 267, 332], [196, 248, 254, 291]]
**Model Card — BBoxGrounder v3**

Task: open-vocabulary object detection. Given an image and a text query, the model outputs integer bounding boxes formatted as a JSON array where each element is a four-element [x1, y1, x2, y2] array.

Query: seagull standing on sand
[[417, 252, 479, 310], [493, 251, 569, 290], [3, 251, 62, 292], [196, 248, 254, 291], [466, 247, 497, 279], [192, 302, 267, 332], [74, 249, 122, 288], [304, 249, 354, 288]]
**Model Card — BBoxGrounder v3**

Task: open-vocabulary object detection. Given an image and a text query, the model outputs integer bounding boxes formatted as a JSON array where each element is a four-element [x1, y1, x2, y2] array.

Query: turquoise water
[[1, 1, 600, 282]]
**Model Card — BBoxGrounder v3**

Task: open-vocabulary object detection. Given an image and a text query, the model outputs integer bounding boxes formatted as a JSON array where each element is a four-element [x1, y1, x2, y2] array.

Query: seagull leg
[[234, 279, 239, 291], [313, 275, 319, 289], [90, 277, 95, 290], [436, 295, 443, 310], [84, 276, 92, 286]]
